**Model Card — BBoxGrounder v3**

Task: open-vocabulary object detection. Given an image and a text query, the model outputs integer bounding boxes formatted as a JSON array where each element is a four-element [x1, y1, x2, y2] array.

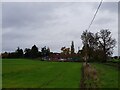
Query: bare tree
[[98, 29, 116, 62], [81, 29, 116, 62], [81, 30, 94, 62]]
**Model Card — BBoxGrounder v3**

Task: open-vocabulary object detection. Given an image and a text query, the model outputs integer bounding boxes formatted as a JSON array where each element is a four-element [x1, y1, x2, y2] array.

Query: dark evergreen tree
[[24, 48, 31, 58], [30, 45, 39, 58], [41, 46, 50, 58], [16, 47, 23, 58], [71, 41, 75, 54], [41, 46, 47, 57], [46, 47, 50, 56]]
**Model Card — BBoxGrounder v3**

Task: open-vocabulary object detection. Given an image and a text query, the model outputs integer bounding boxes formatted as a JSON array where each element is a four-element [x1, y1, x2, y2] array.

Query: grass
[[2, 59, 81, 88], [91, 63, 119, 88], [2, 59, 119, 88], [109, 59, 120, 63]]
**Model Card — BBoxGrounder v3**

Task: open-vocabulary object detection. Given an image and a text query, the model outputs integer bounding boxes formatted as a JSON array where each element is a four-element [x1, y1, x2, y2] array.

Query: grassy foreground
[[2, 59, 81, 88], [2, 59, 119, 88], [91, 63, 119, 88]]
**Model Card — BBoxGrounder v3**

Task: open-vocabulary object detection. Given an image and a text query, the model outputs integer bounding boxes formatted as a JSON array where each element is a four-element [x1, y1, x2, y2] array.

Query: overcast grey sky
[[2, 2, 118, 56]]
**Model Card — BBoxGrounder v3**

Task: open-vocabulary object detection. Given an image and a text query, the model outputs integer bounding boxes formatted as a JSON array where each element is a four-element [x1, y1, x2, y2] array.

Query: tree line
[[2, 29, 117, 62], [2, 45, 50, 59]]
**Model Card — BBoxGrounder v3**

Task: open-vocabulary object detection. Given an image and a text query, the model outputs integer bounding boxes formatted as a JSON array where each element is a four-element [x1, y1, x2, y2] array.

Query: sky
[[2, 2, 118, 56]]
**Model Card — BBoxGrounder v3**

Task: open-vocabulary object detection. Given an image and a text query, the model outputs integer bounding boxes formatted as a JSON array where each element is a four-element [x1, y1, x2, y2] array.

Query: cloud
[[94, 17, 115, 25], [1, 0, 120, 2], [2, 2, 59, 29], [100, 2, 118, 13], [2, 2, 118, 56]]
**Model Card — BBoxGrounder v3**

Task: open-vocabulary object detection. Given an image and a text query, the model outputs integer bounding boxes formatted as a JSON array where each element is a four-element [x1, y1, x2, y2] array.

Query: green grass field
[[91, 63, 119, 88], [2, 59, 119, 88], [2, 59, 81, 88]]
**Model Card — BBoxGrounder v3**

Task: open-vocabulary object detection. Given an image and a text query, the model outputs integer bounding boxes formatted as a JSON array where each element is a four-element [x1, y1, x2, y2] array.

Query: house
[[49, 53, 81, 62]]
